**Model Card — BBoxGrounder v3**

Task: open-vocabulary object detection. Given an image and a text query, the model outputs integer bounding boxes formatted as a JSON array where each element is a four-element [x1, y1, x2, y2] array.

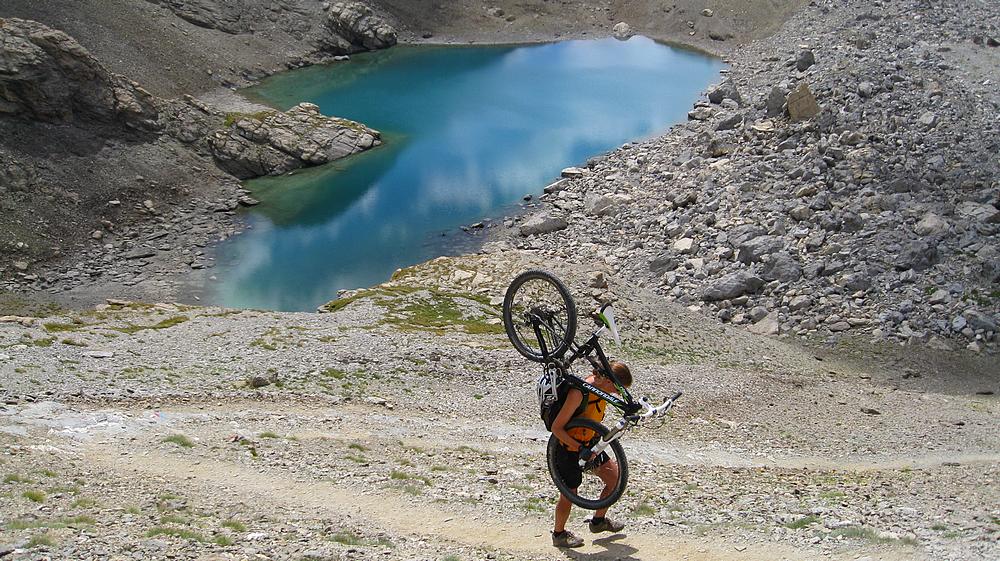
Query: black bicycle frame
[[531, 313, 642, 417]]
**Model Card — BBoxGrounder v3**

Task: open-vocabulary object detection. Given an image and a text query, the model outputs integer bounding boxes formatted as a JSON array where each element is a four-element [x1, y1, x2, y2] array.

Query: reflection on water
[[213, 37, 724, 311]]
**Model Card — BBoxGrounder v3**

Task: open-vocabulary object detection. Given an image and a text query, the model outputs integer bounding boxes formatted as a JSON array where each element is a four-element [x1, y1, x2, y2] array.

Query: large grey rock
[[760, 252, 802, 282], [209, 103, 380, 179], [738, 235, 785, 264], [584, 194, 616, 217], [765, 86, 786, 117], [0, 18, 159, 128], [963, 310, 998, 332], [914, 213, 949, 236], [894, 240, 939, 271], [519, 214, 568, 236], [747, 312, 780, 335], [707, 80, 743, 105], [956, 201, 1000, 224], [147, 0, 250, 34], [649, 253, 679, 274], [702, 271, 764, 301], [795, 49, 816, 71], [326, 2, 397, 51]]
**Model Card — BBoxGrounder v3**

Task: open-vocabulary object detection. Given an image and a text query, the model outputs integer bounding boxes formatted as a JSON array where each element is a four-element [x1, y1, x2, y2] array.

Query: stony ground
[[490, 0, 1000, 354], [2, 254, 998, 560]]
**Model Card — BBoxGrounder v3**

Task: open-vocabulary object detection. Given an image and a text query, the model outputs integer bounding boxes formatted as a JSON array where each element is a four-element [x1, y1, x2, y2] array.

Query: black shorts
[[552, 444, 609, 490]]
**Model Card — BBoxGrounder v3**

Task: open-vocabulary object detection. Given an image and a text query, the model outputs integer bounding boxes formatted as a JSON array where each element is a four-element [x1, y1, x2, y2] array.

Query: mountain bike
[[502, 270, 681, 510]]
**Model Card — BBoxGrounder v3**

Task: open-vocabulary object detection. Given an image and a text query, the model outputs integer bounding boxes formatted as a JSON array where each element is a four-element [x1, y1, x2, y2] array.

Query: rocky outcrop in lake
[[499, 0, 1000, 353], [324, 2, 398, 51], [208, 103, 381, 179]]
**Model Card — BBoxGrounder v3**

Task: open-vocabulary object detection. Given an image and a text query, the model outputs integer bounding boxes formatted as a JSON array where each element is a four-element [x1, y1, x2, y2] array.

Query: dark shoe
[[588, 516, 625, 533], [552, 530, 584, 548]]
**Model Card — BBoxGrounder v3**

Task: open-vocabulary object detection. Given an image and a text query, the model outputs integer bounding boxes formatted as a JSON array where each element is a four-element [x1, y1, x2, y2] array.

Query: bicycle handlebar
[[634, 391, 682, 420]]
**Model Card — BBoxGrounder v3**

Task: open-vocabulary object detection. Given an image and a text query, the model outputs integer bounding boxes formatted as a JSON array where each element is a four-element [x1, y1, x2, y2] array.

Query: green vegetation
[[389, 470, 431, 485], [329, 531, 393, 548], [71, 497, 97, 508], [522, 497, 549, 512], [4, 473, 30, 484], [146, 526, 205, 541], [214, 535, 235, 546], [320, 286, 504, 335], [28, 533, 55, 548], [223, 110, 276, 127], [829, 526, 918, 545], [125, 505, 142, 515], [112, 315, 190, 335], [442, 555, 462, 561], [42, 320, 89, 333], [7, 515, 95, 530], [23, 489, 45, 502], [222, 519, 246, 532], [258, 432, 281, 439], [160, 514, 188, 525], [784, 515, 820, 529], [631, 502, 656, 516], [162, 434, 195, 448], [322, 368, 347, 379], [348, 443, 369, 452]]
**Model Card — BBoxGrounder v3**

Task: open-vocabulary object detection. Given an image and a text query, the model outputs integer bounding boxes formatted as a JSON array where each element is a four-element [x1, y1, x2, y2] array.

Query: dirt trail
[[89, 442, 885, 561]]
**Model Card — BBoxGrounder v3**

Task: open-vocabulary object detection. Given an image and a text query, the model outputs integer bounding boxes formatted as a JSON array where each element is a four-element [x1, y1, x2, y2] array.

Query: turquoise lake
[[212, 37, 724, 311]]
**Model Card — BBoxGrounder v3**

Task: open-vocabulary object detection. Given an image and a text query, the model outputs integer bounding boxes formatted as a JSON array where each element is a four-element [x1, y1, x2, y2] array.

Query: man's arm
[[551, 389, 584, 451]]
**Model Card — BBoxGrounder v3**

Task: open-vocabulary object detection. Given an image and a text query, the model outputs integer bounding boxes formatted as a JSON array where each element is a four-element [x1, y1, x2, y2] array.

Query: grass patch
[[125, 505, 141, 515], [113, 315, 189, 335], [401, 484, 423, 496], [442, 556, 462, 561], [348, 443, 369, 452], [258, 432, 280, 439], [322, 368, 347, 380], [160, 514, 188, 525], [223, 110, 276, 128], [4, 473, 30, 484], [28, 533, 55, 548], [42, 320, 88, 333], [785, 515, 820, 529], [213, 535, 234, 546], [162, 434, 195, 448], [346, 454, 367, 464], [71, 497, 97, 508], [328, 531, 394, 548], [147, 526, 205, 541], [222, 520, 246, 532], [23, 489, 45, 502], [523, 497, 549, 513], [390, 470, 432, 485], [7, 515, 95, 530], [631, 502, 656, 516], [829, 526, 917, 545]]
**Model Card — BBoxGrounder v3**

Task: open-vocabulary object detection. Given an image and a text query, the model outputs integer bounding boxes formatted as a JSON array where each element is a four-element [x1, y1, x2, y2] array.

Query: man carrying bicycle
[[549, 360, 632, 548]]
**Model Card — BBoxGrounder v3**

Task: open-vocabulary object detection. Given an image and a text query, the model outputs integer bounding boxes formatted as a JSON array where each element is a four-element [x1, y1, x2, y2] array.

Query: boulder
[[956, 201, 1000, 224], [760, 252, 802, 282], [519, 214, 568, 236], [584, 194, 616, 217], [649, 253, 679, 274], [326, 2, 397, 51], [612, 22, 633, 40], [707, 80, 743, 105], [894, 240, 939, 272], [914, 213, 949, 236], [673, 238, 697, 254], [209, 103, 380, 179], [702, 271, 764, 301], [765, 86, 786, 118], [963, 310, 998, 333], [715, 112, 745, 131], [786, 83, 820, 121], [737, 235, 786, 264], [795, 49, 816, 71]]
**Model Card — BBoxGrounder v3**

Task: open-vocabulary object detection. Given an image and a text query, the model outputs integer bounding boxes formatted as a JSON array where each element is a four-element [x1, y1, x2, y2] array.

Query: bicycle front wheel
[[502, 270, 577, 362], [546, 418, 628, 510]]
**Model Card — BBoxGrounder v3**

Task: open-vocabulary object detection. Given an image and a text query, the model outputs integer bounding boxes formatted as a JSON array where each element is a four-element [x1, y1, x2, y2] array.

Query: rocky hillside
[[496, 0, 1000, 353]]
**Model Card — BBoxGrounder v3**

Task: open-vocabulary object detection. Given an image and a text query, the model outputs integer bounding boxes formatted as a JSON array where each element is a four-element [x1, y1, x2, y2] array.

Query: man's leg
[[594, 460, 619, 519], [554, 491, 574, 532]]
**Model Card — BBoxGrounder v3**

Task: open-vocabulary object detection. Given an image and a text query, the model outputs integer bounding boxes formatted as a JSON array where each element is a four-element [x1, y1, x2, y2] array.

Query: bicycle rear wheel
[[502, 270, 577, 362], [546, 418, 628, 510]]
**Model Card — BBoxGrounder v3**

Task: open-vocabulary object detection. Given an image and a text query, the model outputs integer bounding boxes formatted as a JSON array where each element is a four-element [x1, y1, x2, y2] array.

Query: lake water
[[211, 37, 723, 311]]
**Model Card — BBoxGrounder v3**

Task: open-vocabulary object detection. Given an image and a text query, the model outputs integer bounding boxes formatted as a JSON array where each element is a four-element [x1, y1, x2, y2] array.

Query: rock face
[[0, 18, 158, 128], [326, 2, 397, 51], [208, 103, 381, 179]]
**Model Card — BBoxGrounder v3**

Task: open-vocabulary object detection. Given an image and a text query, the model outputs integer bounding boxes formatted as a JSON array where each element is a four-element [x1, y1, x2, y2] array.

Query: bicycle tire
[[502, 270, 577, 362], [546, 418, 628, 510]]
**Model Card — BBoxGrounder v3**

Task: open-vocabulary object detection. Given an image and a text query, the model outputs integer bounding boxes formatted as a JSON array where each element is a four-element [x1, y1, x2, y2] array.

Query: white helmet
[[536, 362, 563, 409]]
